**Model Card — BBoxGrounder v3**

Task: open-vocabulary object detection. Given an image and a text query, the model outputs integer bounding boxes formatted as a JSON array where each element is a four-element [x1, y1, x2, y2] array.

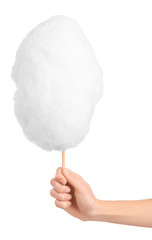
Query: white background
[[0, 0, 152, 239]]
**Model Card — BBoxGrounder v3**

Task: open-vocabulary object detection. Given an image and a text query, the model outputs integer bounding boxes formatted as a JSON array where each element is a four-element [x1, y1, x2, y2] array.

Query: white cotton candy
[[12, 15, 103, 151]]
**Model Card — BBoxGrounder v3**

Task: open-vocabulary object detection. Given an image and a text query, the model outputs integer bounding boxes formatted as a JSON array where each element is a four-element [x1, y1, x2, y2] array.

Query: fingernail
[[61, 180, 66, 185], [64, 169, 69, 175], [68, 195, 72, 200], [66, 188, 70, 193]]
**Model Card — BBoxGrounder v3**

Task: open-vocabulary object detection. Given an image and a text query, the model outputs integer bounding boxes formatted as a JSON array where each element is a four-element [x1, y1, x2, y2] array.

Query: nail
[[66, 188, 70, 193], [64, 169, 69, 175], [61, 180, 66, 185], [68, 195, 72, 200]]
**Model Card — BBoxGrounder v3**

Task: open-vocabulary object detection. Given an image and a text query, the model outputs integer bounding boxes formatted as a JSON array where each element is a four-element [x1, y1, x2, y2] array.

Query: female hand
[[50, 168, 98, 221]]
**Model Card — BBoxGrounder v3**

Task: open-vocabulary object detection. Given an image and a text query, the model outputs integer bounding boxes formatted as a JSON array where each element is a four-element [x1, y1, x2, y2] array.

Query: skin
[[50, 168, 152, 227]]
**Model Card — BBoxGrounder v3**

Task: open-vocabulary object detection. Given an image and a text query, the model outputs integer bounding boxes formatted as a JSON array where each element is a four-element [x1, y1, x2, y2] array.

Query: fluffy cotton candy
[[12, 15, 103, 151]]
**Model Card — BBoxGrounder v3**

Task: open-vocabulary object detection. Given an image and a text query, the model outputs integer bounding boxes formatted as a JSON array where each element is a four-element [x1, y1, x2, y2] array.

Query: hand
[[50, 168, 98, 221]]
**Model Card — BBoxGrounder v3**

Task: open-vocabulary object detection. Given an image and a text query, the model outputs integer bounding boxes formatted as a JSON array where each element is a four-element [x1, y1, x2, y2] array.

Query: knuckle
[[55, 200, 61, 208], [55, 200, 59, 208], [50, 189, 54, 196], [78, 175, 84, 182], [77, 173, 81, 178], [55, 200, 64, 209], [50, 178, 54, 186], [75, 173, 82, 180], [84, 181, 89, 187], [64, 201, 71, 209], [56, 167, 61, 172]]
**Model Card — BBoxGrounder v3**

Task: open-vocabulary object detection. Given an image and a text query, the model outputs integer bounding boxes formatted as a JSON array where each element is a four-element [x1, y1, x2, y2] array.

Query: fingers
[[50, 178, 70, 193], [62, 168, 84, 190], [50, 168, 84, 210], [50, 189, 72, 201], [50, 168, 72, 209], [55, 200, 72, 209], [55, 167, 67, 185]]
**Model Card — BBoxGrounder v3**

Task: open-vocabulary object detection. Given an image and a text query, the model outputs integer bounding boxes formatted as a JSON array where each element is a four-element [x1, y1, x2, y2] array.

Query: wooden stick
[[62, 151, 65, 169]]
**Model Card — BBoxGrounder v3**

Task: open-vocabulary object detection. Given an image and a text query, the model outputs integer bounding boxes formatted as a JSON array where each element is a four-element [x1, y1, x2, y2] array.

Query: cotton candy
[[12, 15, 103, 151]]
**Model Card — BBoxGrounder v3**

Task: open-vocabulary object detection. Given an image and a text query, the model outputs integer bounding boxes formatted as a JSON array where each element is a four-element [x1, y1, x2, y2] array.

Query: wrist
[[89, 199, 106, 221]]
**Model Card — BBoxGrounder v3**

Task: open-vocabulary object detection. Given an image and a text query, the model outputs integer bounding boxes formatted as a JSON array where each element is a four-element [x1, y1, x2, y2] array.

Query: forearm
[[92, 198, 152, 227]]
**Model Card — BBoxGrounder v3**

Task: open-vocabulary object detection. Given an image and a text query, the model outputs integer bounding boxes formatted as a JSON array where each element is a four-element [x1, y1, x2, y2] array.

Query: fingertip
[[65, 200, 72, 208], [59, 177, 67, 185], [55, 200, 71, 209], [55, 168, 67, 185], [62, 168, 70, 176], [56, 167, 62, 172]]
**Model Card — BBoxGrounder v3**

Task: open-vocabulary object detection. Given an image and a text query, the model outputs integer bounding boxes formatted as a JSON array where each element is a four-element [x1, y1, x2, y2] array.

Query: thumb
[[62, 168, 82, 190]]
